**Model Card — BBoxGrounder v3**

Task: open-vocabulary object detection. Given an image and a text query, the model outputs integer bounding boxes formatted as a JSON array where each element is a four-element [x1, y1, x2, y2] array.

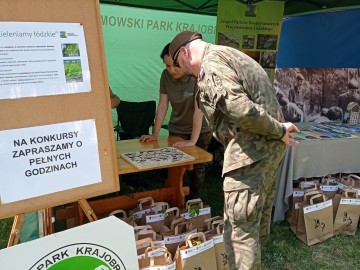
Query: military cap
[[169, 31, 202, 62]]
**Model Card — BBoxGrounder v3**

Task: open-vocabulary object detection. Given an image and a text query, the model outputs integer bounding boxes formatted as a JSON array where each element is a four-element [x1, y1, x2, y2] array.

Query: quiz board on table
[[120, 147, 195, 169]]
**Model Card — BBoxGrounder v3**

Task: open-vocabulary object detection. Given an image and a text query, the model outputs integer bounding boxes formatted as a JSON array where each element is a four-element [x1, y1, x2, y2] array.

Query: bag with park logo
[[206, 220, 230, 270], [129, 197, 155, 225], [333, 189, 360, 236], [138, 246, 176, 270], [180, 199, 211, 231], [108, 209, 137, 227], [141, 202, 170, 233], [319, 175, 339, 200], [174, 232, 217, 270], [296, 193, 334, 246], [161, 220, 196, 258], [290, 183, 319, 234]]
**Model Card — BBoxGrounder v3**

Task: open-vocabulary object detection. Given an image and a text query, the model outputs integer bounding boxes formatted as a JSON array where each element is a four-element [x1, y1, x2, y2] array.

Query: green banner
[[216, 0, 284, 81], [100, 4, 216, 127]]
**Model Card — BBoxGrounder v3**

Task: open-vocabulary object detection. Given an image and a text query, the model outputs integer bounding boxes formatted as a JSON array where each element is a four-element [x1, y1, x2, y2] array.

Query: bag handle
[[309, 194, 326, 205], [344, 188, 358, 198], [170, 216, 185, 231], [174, 221, 192, 235], [138, 197, 155, 210], [300, 180, 317, 190], [186, 198, 203, 209], [136, 237, 154, 249], [109, 209, 127, 218], [348, 174, 360, 184], [143, 246, 173, 267], [150, 202, 170, 213], [204, 216, 222, 230], [303, 190, 321, 204], [211, 219, 224, 231], [321, 175, 337, 185], [340, 176, 355, 187], [164, 207, 180, 218], [185, 232, 207, 247], [216, 220, 224, 234], [135, 229, 157, 241], [134, 225, 153, 233]]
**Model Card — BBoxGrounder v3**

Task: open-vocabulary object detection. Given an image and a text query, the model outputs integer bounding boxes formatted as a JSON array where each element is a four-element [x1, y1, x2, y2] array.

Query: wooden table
[[76, 136, 213, 223]]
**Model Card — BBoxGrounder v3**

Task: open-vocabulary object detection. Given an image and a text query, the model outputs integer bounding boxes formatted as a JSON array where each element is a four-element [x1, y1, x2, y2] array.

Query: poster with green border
[[216, 0, 284, 81]]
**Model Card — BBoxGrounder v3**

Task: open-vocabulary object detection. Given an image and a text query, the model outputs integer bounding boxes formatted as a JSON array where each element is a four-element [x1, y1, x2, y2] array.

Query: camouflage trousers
[[169, 131, 212, 199], [223, 147, 286, 270]]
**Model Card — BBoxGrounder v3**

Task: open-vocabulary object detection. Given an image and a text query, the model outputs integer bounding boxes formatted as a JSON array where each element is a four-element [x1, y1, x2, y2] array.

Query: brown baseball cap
[[169, 31, 202, 62]]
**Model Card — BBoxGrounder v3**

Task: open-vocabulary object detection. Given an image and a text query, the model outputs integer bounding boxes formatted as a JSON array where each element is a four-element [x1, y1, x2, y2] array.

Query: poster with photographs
[[275, 68, 360, 124], [120, 147, 195, 170], [216, 0, 284, 81]]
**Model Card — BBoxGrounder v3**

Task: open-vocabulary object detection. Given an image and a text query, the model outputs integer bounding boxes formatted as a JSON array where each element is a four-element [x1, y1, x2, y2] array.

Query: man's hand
[[173, 140, 196, 148], [281, 122, 300, 146], [139, 134, 157, 142]]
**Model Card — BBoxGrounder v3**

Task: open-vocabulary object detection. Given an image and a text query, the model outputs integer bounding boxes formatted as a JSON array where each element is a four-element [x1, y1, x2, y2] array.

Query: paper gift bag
[[138, 246, 176, 270], [129, 197, 155, 224], [109, 209, 137, 227], [333, 189, 360, 236], [288, 190, 305, 233], [164, 207, 181, 228], [287, 181, 318, 226], [338, 176, 355, 191], [162, 221, 197, 258], [134, 225, 164, 247], [297, 194, 334, 246], [136, 237, 154, 256], [180, 199, 211, 230], [175, 232, 217, 270], [319, 175, 339, 200], [348, 174, 360, 189], [142, 202, 170, 233], [295, 189, 323, 236], [207, 220, 229, 270], [201, 216, 223, 236]]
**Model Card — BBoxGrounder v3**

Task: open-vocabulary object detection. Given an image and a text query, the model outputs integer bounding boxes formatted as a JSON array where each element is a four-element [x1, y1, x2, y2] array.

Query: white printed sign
[[0, 120, 101, 203], [0, 22, 91, 99], [0, 216, 139, 269]]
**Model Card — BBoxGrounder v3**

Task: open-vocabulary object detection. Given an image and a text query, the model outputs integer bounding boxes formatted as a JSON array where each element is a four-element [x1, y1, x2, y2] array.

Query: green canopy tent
[[18, 0, 360, 244], [99, 0, 360, 17], [99, 0, 360, 129]]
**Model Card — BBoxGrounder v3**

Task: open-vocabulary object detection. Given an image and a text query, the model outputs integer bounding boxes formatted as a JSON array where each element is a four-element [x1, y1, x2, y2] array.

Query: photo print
[[217, 32, 240, 49], [274, 68, 360, 124]]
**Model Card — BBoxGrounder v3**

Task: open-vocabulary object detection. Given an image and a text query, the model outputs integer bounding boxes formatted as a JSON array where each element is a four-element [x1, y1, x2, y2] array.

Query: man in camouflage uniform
[[169, 31, 299, 270]]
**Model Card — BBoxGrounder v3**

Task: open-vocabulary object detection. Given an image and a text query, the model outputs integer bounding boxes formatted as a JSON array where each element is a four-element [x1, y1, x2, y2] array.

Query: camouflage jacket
[[197, 44, 285, 175]]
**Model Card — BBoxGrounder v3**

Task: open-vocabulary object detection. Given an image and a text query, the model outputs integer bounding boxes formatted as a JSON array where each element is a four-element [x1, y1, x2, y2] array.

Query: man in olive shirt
[[140, 43, 211, 199], [169, 31, 299, 270]]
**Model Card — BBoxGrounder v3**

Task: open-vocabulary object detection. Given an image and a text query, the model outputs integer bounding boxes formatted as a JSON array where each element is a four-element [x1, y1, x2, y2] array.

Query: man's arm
[[109, 87, 120, 109], [140, 94, 168, 142], [173, 98, 203, 147]]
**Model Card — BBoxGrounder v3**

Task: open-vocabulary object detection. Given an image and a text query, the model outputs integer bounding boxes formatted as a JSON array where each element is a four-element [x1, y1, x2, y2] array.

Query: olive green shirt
[[160, 69, 210, 134]]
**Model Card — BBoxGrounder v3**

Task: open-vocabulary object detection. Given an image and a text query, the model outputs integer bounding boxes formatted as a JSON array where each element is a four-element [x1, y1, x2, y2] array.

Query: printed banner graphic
[[216, 0, 284, 80]]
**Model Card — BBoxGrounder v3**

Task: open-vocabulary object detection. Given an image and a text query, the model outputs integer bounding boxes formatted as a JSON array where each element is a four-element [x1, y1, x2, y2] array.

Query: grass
[[1, 164, 360, 270], [0, 217, 13, 249], [202, 165, 360, 270]]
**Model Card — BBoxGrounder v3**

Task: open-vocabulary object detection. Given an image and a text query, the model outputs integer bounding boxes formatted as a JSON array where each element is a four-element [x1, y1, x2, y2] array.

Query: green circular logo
[[29, 243, 127, 270]]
